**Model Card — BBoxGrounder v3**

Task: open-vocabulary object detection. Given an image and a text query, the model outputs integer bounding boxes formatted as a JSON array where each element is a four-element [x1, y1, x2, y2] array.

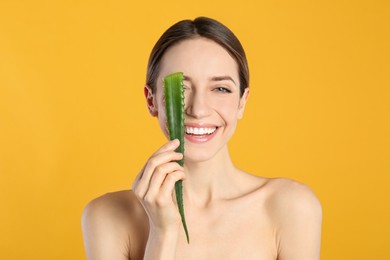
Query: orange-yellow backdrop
[[0, 0, 389, 259]]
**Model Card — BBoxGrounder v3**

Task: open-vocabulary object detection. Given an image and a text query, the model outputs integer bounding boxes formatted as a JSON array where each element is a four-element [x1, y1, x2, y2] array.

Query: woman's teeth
[[185, 127, 217, 135]]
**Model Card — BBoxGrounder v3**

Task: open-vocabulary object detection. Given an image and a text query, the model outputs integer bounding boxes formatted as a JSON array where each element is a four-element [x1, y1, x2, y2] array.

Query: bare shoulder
[[265, 177, 322, 214], [264, 178, 322, 259], [238, 173, 321, 219], [82, 189, 143, 222], [82, 190, 148, 260]]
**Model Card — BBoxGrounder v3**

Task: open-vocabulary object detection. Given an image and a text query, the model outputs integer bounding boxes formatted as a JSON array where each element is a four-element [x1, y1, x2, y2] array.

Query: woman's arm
[[143, 227, 179, 260], [270, 179, 322, 260], [82, 195, 131, 260], [131, 139, 185, 260], [82, 140, 185, 260]]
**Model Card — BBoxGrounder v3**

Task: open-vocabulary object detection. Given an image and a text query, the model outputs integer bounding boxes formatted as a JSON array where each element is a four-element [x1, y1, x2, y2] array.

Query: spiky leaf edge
[[164, 72, 190, 243]]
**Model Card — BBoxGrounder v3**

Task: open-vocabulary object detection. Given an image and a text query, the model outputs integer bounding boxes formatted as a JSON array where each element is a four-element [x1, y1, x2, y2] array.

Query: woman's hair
[[146, 16, 249, 97]]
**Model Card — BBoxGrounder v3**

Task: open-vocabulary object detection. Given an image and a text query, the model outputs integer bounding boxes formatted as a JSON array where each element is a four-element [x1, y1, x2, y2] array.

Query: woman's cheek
[[158, 113, 170, 138], [216, 99, 240, 122]]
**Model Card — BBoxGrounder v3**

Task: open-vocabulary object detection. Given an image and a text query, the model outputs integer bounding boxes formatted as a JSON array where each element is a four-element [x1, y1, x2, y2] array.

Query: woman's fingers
[[143, 151, 183, 183], [144, 170, 185, 207], [131, 139, 186, 231], [159, 170, 185, 202], [136, 152, 183, 198], [133, 139, 183, 199], [155, 139, 180, 156], [147, 162, 184, 197], [133, 139, 179, 186]]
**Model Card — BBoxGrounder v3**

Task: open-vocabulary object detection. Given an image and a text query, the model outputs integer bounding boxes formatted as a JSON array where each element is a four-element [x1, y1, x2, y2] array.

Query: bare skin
[[82, 38, 322, 260]]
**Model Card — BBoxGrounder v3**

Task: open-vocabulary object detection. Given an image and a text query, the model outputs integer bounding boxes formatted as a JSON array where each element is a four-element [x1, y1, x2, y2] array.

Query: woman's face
[[146, 37, 249, 163]]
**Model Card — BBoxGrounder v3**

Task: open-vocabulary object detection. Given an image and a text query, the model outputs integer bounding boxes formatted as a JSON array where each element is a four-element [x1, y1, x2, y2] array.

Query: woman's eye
[[215, 87, 231, 93]]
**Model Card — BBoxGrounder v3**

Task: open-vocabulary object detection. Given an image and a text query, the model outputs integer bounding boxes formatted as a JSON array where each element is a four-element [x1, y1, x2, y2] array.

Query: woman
[[82, 17, 322, 260]]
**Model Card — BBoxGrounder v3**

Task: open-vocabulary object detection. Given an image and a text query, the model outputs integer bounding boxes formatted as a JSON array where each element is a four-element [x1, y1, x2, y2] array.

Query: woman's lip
[[184, 123, 219, 128], [184, 127, 219, 143]]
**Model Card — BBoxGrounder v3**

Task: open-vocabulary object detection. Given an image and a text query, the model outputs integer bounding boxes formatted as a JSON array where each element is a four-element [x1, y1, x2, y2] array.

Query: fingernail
[[171, 139, 180, 145]]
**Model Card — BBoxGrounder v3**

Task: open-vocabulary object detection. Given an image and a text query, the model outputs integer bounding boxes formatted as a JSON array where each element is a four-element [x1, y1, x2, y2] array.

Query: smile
[[184, 124, 219, 144], [185, 126, 217, 135]]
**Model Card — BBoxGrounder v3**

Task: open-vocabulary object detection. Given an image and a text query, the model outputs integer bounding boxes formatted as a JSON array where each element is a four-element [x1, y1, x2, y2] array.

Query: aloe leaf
[[164, 72, 189, 243]]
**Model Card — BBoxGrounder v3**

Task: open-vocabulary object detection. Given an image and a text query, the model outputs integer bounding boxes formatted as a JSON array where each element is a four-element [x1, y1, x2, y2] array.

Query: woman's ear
[[144, 85, 158, 117], [237, 88, 250, 119]]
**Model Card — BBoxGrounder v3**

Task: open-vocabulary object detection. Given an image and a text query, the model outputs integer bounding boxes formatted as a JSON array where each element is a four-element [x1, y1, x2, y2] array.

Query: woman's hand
[[132, 139, 185, 233]]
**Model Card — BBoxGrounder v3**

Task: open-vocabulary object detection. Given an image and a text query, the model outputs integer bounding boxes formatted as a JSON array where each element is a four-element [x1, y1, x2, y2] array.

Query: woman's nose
[[185, 91, 211, 118]]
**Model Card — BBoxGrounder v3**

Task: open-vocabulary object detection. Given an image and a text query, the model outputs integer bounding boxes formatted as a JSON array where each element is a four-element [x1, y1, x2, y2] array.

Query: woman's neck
[[182, 146, 241, 208]]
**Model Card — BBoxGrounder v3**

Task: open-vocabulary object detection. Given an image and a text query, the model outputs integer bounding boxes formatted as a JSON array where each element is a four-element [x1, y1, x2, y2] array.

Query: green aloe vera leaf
[[163, 72, 190, 243]]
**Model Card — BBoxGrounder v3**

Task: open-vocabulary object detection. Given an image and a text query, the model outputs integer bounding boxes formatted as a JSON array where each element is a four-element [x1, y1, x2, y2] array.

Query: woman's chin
[[183, 149, 217, 164]]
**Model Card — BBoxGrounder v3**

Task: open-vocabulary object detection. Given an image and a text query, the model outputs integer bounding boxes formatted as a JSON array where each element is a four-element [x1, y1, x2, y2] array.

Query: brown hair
[[146, 17, 249, 97]]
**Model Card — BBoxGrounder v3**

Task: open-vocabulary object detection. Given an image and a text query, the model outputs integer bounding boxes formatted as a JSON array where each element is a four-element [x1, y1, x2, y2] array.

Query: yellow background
[[0, 0, 389, 259]]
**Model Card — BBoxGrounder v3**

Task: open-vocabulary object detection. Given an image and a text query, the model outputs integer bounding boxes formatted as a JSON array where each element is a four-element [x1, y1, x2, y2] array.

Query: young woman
[[82, 17, 322, 260]]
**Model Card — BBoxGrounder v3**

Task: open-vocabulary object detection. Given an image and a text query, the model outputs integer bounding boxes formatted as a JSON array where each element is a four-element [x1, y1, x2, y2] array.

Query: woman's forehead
[[158, 38, 239, 83]]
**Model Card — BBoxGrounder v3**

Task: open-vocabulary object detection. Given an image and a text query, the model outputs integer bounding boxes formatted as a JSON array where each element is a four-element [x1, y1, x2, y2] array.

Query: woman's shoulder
[[82, 190, 148, 259], [82, 189, 148, 230], [83, 190, 141, 221], [262, 177, 322, 233], [243, 172, 320, 202], [239, 173, 321, 217], [260, 178, 322, 258], [264, 177, 321, 211]]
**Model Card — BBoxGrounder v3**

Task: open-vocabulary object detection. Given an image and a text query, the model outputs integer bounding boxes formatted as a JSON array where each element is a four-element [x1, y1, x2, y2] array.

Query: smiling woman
[[81, 17, 322, 260]]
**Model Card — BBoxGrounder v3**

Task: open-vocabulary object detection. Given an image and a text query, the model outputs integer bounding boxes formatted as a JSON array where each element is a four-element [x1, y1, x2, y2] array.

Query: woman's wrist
[[144, 226, 179, 260], [150, 224, 179, 240]]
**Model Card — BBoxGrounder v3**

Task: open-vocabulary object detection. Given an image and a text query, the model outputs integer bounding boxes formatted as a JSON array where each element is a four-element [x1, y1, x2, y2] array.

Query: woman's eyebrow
[[183, 75, 237, 86], [210, 76, 237, 86], [183, 75, 192, 82]]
